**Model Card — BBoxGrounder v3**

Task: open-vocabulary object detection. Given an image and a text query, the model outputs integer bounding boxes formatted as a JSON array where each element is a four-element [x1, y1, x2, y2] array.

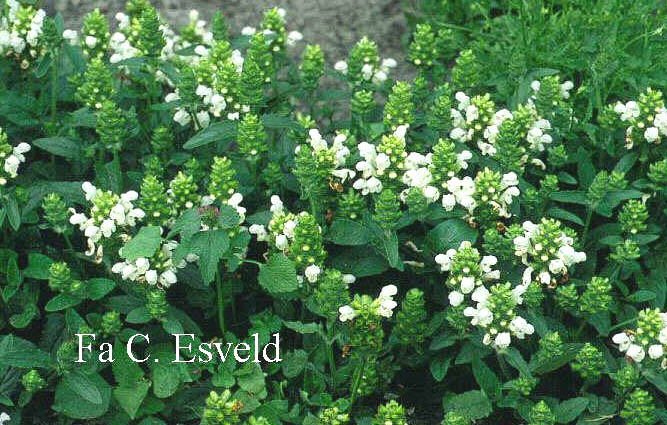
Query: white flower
[[173, 109, 191, 126], [448, 291, 464, 307], [644, 126, 660, 143], [339, 305, 356, 322], [249, 224, 268, 241], [465, 306, 493, 327], [648, 344, 664, 360], [380, 284, 398, 298], [286, 30, 303, 45], [283, 220, 296, 238], [460, 276, 475, 294], [612, 332, 632, 352], [509, 316, 534, 339], [342, 274, 356, 284], [626, 344, 645, 362], [557, 245, 586, 266], [0, 412, 10, 425], [275, 234, 289, 250], [62, 29, 78, 44], [377, 298, 397, 318], [441, 193, 456, 211], [334, 60, 348, 74], [241, 26, 256, 36], [145, 269, 158, 285], [494, 332, 511, 349], [85, 35, 97, 48], [659, 328, 667, 345], [304, 265, 321, 283], [270, 195, 284, 214]]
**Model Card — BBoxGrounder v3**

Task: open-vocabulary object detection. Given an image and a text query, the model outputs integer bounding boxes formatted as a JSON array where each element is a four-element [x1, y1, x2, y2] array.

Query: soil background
[[43, 0, 413, 79]]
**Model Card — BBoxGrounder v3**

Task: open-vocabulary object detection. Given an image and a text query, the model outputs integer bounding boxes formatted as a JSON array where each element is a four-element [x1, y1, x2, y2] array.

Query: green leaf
[[258, 254, 299, 294], [326, 219, 371, 245], [9, 303, 37, 329], [86, 278, 116, 300], [530, 343, 583, 374], [429, 331, 458, 350], [430, 356, 451, 382], [167, 208, 201, 240], [547, 207, 584, 226], [260, 113, 301, 130], [126, 307, 152, 324], [503, 348, 532, 377], [121, 226, 162, 261], [442, 390, 492, 421], [183, 121, 237, 149], [53, 372, 111, 419], [32, 137, 81, 159], [643, 368, 667, 395], [425, 219, 478, 258], [235, 362, 266, 394], [217, 205, 241, 230], [283, 320, 323, 334], [472, 356, 501, 399], [626, 290, 656, 303], [45, 293, 83, 311], [23, 253, 53, 279], [550, 191, 588, 205], [6, 195, 20, 231], [369, 227, 402, 270], [63, 371, 103, 404], [112, 339, 144, 387], [191, 229, 230, 284], [553, 397, 589, 423], [614, 153, 638, 174], [330, 246, 388, 277], [0, 334, 53, 368], [114, 381, 150, 419], [282, 350, 308, 378]]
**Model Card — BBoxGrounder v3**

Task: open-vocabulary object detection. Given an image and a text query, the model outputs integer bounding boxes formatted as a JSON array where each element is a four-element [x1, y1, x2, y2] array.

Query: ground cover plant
[[0, 0, 666, 424]]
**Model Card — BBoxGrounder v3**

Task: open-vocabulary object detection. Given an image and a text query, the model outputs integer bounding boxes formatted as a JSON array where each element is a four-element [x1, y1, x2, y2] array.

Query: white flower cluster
[[248, 195, 296, 251], [69, 182, 145, 259], [334, 56, 397, 85], [434, 241, 500, 307], [400, 152, 440, 204], [530, 79, 574, 100], [0, 0, 46, 68], [112, 240, 185, 288], [452, 92, 553, 158], [0, 141, 30, 186], [612, 312, 667, 368], [0, 412, 9, 425], [239, 8, 303, 49], [614, 100, 667, 148], [200, 192, 247, 229], [299, 128, 355, 183], [352, 125, 407, 195], [441, 171, 520, 219], [338, 284, 398, 322], [513, 220, 587, 286], [463, 283, 534, 350]]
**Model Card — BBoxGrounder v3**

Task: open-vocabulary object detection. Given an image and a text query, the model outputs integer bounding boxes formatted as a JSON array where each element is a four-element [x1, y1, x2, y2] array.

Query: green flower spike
[[620, 389, 656, 425], [74, 57, 114, 109], [81, 8, 110, 59], [373, 401, 407, 425], [42, 193, 69, 234], [384, 81, 414, 130], [394, 288, 427, 346]]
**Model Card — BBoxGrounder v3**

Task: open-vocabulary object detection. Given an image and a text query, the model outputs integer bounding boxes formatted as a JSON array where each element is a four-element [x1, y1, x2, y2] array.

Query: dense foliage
[[0, 0, 666, 424]]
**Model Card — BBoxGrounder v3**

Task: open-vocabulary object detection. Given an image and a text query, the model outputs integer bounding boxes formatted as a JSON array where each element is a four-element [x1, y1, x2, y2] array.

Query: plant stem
[[50, 51, 58, 134], [581, 205, 593, 246], [215, 268, 225, 337], [326, 319, 337, 386], [348, 355, 367, 408]]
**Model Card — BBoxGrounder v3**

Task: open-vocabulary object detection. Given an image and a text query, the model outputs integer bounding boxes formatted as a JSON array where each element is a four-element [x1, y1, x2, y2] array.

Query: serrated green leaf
[[442, 390, 492, 421], [258, 254, 299, 294], [32, 137, 81, 159], [183, 121, 237, 149], [121, 226, 162, 261]]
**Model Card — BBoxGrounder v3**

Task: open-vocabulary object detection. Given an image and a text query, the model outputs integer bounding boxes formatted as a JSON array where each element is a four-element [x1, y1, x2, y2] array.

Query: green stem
[[348, 355, 368, 408], [215, 269, 225, 337], [63, 233, 74, 252], [581, 205, 593, 246], [326, 319, 337, 386], [50, 50, 58, 135]]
